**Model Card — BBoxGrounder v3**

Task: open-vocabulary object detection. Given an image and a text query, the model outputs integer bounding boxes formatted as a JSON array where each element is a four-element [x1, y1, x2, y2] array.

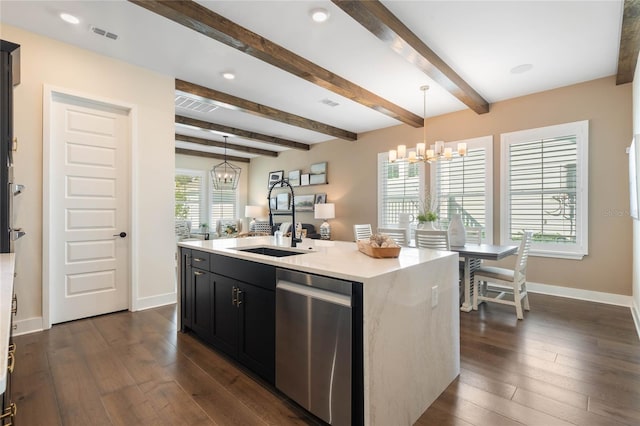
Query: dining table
[[448, 243, 518, 312]]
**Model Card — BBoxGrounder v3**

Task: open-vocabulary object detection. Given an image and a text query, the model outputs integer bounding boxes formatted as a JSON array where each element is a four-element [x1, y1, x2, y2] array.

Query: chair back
[[465, 226, 483, 244], [353, 224, 372, 241], [514, 231, 534, 284], [415, 229, 450, 250], [377, 227, 408, 246]]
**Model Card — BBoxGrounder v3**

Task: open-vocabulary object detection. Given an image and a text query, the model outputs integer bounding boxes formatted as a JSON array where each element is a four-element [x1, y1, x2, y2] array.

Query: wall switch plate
[[431, 285, 439, 308]]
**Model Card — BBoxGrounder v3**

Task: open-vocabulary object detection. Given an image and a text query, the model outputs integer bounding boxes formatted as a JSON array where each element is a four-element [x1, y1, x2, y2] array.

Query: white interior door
[[48, 93, 130, 324]]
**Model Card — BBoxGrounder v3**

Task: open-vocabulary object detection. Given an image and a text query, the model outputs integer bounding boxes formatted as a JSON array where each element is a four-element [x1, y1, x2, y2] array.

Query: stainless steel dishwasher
[[276, 268, 352, 426]]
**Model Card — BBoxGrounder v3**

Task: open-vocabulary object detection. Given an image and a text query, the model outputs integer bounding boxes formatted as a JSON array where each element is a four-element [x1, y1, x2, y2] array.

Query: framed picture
[[268, 170, 284, 189], [310, 161, 327, 185], [314, 193, 327, 205], [294, 194, 315, 211], [276, 193, 290, 211], [301, 173, 310, 186], [288, 170, 301, 186]]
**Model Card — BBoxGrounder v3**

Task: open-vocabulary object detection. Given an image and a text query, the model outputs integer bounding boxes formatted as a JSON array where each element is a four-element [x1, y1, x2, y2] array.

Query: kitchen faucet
[[267, 179, 302, 247]]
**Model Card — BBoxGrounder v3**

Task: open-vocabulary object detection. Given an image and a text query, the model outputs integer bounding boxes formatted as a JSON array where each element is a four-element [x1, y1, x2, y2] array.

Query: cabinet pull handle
[[236, 289, 243, 307], [194, 271, 205, 276], [0, 402, 17, 422], [232, 286, 237, 305], [193, 257, 205, 262], [7, 351, 15, 373]]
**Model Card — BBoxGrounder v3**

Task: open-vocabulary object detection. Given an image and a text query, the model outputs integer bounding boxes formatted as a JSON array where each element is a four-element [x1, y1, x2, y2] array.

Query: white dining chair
[[415, 229, 450, 250], [377, 227, 408, 246], [472, 230, 534, 320], [353, 224, 373, 241]]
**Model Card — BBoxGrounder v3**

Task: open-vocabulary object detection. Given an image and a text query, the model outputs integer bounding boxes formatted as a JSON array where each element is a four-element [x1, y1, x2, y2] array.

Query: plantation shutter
[[210, 178, 238, 224], [378, 153, 422, 226], [175, 173, 202, 229]]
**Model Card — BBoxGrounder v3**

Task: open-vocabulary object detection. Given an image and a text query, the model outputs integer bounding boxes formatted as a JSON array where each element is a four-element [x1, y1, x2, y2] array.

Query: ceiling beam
[[175, 133, 278, 157], [175, 80, 356, 141], [129, 0, 423, 128], [175, 147, 250, 163], [617, 0, 640, 84], [332, 0, 489, 114], [175, 115, 310, 151]]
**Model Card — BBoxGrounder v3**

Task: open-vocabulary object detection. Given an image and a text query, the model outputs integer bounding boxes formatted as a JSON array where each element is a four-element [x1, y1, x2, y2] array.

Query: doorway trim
[[42, 85, 139, 329]]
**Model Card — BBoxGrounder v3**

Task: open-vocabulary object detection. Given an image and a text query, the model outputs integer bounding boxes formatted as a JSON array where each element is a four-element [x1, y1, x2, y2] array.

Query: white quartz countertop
[[178, 236, 455, 282], [1, 253, 15, 393]]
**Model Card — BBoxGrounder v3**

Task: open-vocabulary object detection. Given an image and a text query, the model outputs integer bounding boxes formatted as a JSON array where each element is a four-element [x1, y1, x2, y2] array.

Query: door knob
[[113, 232, 127, 238]]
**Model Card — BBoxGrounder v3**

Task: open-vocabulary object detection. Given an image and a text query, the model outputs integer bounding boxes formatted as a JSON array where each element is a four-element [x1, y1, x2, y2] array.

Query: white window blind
[[501, 121, 588, 259], [378, 152, 424, 226], [175, 171, 203, 230], [210, 179, 238, 224], [431, 136, 493, 243]]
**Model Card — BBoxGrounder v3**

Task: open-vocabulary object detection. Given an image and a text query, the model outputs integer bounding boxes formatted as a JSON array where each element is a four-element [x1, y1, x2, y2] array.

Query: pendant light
[[211, 136, 241, 190], [389, 86, 466, 163]]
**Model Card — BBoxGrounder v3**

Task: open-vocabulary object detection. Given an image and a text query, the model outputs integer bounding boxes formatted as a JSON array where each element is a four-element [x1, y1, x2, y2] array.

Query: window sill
[[530, 249, 586, 260]]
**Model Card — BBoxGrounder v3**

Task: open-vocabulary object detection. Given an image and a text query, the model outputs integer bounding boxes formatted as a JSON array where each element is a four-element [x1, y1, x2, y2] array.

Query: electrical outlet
[[431, 285, 439, 308]]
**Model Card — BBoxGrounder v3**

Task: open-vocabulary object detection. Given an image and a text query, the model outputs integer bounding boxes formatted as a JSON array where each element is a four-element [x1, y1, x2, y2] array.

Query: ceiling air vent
[[320, 98, 340, 107], [175, 95, 219, 113], [91, 26, 118, 40]]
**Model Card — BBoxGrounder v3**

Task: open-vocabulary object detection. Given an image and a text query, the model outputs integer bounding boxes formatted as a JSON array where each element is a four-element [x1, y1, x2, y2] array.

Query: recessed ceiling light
[[60, 13, 80, 25], [221, 72, 235, 80], [510, 63, 533, 74], [310, 8, 330, 23]]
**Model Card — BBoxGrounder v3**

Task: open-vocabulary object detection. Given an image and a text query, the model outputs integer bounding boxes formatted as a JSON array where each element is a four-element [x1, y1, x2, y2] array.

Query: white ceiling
[[0, 0, 624, 159]]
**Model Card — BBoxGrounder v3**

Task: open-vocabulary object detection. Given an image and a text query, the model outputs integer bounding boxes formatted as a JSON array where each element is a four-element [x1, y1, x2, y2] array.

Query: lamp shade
[[245, 205, 263, 218], [314, 203, 335, 220]]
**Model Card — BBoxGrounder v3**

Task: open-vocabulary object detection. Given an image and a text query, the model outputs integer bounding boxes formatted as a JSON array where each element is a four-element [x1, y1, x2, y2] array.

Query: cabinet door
[[190, 268, 213, 341], [238, 282, 275, 384], [180, 248, 192, 330], [211, 273, 238, 358]]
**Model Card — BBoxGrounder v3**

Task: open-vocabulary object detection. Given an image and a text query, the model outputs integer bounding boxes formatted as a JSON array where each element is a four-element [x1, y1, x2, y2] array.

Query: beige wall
[[251, 76, 633, 296], [5, 25, 176, 328]]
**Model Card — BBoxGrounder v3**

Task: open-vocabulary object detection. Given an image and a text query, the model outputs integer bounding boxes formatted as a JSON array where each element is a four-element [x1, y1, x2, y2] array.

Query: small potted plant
[[200, 223, 209, 240], [415, 193, 438, 229]]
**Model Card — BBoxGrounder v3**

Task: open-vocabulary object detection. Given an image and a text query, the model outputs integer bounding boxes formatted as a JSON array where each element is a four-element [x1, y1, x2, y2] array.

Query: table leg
[[460, 257, 473, 312]]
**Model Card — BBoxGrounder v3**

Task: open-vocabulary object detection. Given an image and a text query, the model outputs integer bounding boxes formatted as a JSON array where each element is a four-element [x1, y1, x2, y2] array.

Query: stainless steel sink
[[235, 246, 310, 257]]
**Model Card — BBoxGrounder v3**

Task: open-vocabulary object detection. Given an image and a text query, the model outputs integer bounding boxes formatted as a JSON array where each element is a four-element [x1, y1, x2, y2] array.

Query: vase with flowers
[[415, 193, 439, 230]]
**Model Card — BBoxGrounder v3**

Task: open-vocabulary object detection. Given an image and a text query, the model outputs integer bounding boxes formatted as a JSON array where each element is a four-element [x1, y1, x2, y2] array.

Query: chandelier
[[211, 136, 241, 190], [389, 85, 466, 163]]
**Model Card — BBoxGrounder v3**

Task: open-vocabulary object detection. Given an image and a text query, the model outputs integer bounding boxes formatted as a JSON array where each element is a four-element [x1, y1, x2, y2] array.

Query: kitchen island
[[178, 236, 459, 426]]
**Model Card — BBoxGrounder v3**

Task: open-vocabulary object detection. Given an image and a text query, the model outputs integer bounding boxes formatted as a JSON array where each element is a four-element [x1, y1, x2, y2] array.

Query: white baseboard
[[13, 316, 44, 336], [134, 291, 177, 311], [632, 300, 640, 341], [527, 281, 633, 307]]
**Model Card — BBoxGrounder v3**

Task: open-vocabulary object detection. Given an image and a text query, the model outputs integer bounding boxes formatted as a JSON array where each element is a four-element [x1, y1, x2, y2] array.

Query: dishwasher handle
[[277, 280, 351, 308]]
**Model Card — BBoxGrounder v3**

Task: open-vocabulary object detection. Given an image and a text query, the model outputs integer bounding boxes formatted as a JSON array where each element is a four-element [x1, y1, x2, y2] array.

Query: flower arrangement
[[415, 193, 438, 223]]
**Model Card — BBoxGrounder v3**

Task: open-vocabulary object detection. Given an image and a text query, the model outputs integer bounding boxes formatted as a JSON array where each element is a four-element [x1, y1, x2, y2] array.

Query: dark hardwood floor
[[11, 293, 640, 425]]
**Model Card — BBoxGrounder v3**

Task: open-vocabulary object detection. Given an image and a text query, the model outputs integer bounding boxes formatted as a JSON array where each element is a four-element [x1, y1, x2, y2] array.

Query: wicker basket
[[357, 240, 401, 258]]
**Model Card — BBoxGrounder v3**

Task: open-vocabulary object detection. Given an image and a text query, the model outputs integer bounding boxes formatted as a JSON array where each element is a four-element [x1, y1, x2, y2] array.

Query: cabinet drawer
[[191, 250, 210, 270], [211, 254, 276, 291]]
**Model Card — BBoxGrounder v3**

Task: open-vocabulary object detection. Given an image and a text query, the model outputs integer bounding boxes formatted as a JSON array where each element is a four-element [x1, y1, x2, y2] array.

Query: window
[[501, 121, 588, 259], [175, 170, 205, 230], [377, 152, 424, 226], [431, 136, 493, 243], [175, 168, 239, 232]]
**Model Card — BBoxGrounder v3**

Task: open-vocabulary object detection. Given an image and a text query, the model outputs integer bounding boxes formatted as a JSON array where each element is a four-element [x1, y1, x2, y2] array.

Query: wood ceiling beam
[[332, 0, 490, 114], [175, 133, 278, 157], [175, 80, 356, 141], [175, 147, 250, 163], [129, 0, 423, 128], [175, 115, 309, 151], [617, 0, 640, 84]]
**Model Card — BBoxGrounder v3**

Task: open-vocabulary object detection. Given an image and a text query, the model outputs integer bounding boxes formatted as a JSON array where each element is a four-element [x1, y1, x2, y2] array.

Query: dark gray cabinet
[[179, 248, 275, 383]]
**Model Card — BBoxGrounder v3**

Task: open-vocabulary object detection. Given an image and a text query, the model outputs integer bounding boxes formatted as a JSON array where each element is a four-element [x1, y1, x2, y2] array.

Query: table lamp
[[314, 203, 335, 240], [245, 205, 264, 231]]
